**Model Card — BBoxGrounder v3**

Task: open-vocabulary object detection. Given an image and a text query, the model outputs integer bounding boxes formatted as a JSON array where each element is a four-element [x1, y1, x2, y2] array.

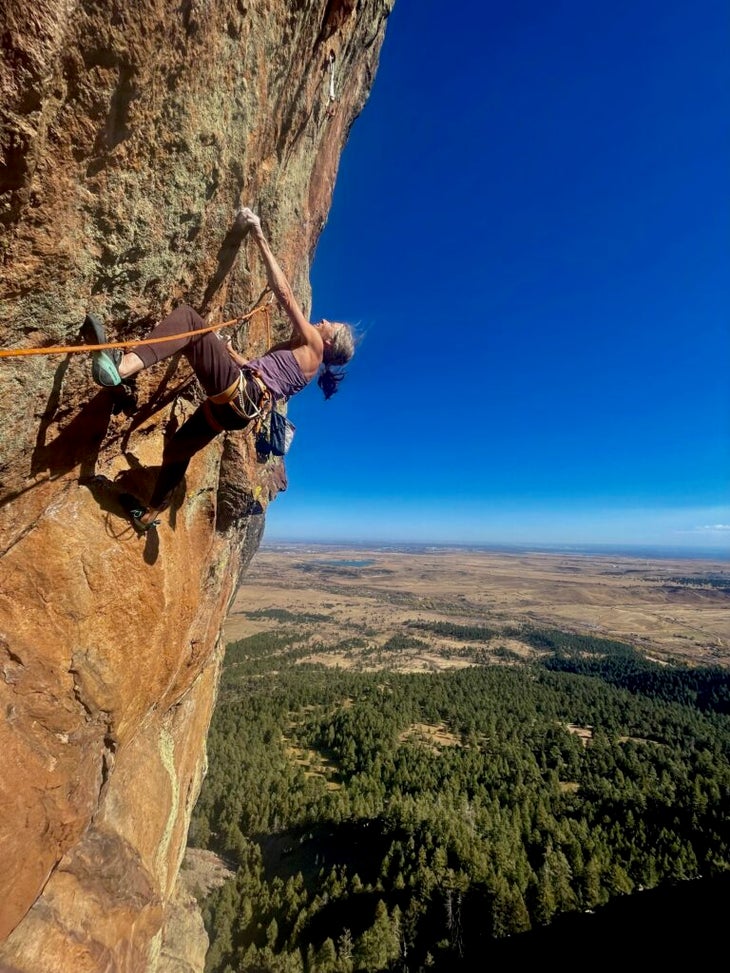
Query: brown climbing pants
[[135, 305, 260, 511], [134, 304, 240, 397]]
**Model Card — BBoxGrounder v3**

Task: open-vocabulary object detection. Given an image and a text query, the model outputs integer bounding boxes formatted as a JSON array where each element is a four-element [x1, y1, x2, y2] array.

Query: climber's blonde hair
[[318, 321, 356, 399], [323, 321, 355, 366]]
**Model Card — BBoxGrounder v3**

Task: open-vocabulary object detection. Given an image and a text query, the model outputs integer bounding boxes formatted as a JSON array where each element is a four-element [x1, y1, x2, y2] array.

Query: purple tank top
[[246, 348, 308, 401]]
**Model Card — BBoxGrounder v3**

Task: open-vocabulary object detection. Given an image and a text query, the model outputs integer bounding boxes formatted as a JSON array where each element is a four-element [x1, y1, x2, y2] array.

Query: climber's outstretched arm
[[237, 207, 316, 345]]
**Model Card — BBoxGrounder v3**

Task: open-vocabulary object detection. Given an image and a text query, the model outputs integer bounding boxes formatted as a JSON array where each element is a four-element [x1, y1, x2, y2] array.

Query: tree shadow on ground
[[455, 871, 730, 970]]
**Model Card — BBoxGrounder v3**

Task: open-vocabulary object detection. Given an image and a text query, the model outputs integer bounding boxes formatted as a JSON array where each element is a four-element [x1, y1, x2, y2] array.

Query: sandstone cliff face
[[0, 2, 392, 969]]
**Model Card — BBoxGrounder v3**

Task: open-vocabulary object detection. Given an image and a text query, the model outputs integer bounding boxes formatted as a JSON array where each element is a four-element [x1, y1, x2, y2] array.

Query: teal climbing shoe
[[130, 507, 161, 533], [83, 312, 122, 388], [117, 493, 160, 532], [92, 349, 123, 387]]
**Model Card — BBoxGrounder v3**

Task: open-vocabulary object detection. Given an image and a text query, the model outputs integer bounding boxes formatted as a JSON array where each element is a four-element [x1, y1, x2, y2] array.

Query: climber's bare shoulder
[[287, 328, 324, 381]]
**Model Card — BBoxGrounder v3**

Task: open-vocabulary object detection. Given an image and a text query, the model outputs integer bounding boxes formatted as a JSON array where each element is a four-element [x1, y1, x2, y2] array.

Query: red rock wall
[[0, 2, 392, 969]]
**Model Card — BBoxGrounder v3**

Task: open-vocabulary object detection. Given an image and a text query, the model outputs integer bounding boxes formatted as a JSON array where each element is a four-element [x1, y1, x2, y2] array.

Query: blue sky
[[266, 0, 729, 551]]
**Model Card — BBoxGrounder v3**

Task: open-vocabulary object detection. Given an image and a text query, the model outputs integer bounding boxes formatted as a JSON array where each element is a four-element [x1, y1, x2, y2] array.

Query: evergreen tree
[[354, 901, 400, 971]]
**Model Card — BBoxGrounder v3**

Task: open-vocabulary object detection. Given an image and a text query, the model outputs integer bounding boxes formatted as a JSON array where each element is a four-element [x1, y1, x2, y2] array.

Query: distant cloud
[[673, 523, 730, 537]]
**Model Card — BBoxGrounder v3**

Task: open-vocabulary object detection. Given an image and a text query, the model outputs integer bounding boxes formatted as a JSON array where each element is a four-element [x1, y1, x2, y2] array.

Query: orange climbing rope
[[0, 296, 273, 359]]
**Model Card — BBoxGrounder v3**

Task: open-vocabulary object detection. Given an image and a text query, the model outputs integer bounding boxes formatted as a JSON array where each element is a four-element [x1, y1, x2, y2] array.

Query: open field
[[224, 545, 730, 669]]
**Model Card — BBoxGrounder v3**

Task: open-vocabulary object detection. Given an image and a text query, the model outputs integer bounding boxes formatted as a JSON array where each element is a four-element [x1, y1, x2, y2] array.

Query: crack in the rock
[[0, 519, 40, 558], [1, 640, 26, 668], [68, 661, 118, 814]]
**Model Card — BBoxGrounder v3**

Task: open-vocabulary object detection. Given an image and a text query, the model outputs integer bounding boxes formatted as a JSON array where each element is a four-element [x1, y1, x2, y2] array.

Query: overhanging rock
[[0, 2, 393, 969]]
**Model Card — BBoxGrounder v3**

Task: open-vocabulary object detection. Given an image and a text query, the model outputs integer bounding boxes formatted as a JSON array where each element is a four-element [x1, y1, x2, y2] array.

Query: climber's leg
[[138, 404, 218, 525], [130, 305, 240, 396], [87, 305, 239, 393], [137, 396, 252, 527]]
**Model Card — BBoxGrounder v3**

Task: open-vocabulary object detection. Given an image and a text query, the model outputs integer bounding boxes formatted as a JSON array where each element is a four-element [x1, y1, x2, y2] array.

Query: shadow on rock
[[81, 473, 184, 564], [119, 355, 195, 447], [200, 220, 249, 314], [81, 476, 163, 563], [30, 386, 116, 486]]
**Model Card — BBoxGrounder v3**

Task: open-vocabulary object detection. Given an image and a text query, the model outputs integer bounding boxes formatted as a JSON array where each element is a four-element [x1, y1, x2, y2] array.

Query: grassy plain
[[224, 545, 729, 669]]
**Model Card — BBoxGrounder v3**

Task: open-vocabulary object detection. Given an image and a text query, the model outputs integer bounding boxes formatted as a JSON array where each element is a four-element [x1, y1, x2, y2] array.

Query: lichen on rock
[[0, 1, 393, 969]]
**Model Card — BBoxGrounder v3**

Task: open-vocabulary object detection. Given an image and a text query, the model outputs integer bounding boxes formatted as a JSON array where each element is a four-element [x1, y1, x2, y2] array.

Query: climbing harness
[[202, 303, 273, 432], [208, 373, 244, 408], [207, 368, 269, 419], [0, 296, 274, 359], [203, 368, 273, 435]]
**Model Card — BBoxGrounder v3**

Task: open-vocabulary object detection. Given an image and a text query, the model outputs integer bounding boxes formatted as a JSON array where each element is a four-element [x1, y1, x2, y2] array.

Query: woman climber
[[86, 207, 354, 531]]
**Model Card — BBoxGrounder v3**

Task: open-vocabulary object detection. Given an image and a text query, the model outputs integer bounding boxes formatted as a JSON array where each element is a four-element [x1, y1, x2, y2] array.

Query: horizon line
[[261, 539, 730, 561]]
